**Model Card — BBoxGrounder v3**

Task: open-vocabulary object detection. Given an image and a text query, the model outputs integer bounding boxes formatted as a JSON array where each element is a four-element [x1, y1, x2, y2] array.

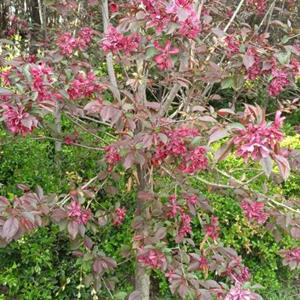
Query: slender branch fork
[[162, 165, 300, 216]]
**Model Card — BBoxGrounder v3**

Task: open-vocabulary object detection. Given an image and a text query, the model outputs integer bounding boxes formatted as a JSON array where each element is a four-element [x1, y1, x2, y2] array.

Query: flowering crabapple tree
[[0, 0, 300, 299]]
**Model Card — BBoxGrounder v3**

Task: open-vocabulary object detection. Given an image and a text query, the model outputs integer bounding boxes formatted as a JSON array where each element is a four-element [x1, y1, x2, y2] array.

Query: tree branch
[[101, 0, 121, 103]]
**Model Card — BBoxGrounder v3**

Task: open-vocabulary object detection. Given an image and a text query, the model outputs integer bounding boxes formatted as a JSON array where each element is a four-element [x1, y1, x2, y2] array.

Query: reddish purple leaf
[[2, 217, 19, 241]]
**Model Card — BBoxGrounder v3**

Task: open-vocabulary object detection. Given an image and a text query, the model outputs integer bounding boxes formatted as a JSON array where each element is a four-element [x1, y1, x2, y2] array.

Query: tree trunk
[[135, 165, 151, 300], [29, 0, 41, 54], [54, 102, 62, 165], [135, 263, 150, 300]]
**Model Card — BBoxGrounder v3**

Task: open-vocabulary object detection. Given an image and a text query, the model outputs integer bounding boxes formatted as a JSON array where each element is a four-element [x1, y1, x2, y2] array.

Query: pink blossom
[[101, 26, 124, 54], [290, 58, 300, 75], [57, 32, 77, 55], [121, 33, 141, 55], [77, 27, 94, 50], [247, 0, 267, 14], [67, 71, 102, 100], [113, 207, 126, 226], [241, 200, 268, 224], [109, 2, 119, 13], [154, 41, 179, 70], [225, 36, 240, 57], [168, 139, 187, 155], [246, 47, 261, 80], [30, 63, 55, 104], [137, 249, 167, 270], [105, 146, 121, 171], [167, 127, 199, 139], [68, 201, 91, 225], [225, 285, 259, 300], [204, 216, 220, 240], [281, 247, 300, 269], [148, 8, 173, 33], [177, 212, 192, 239], [224, 257, 251, 283], [166, 195, 182, 218], [178, 12, 201, 39], [233, 112, 284, 161], [178, 146, 208, 174], [184, 194, 198, 206], [199, 256, 209, 271], [101, 26, 141, 54], [268, 69, 289, 97], [2, 105, 38, 136]]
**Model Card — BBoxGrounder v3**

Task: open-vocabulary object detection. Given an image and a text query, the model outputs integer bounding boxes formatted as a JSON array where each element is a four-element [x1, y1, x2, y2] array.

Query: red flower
[[137, 248, 167, 270], [225, 285, 258, 300], [178, 12, 201, 39], [68, 71, 102, 100], [204, 216, 220, 240], [268, 69, 289, 97], [154, 40, 179, 70], [184, 194, 198, 206], [245, 47, 261, 80], [101, 26, 141, 55], [241, 199, 268, 224], [113, 207, 126, 226], [109, 2, 119, 13], [233, 111, 284, 161], [281, 247, 300, 269], [2, 105, 38, 136], [225, 36, 240, 57], [166, 195, 182, 218], [246, 0, 267, 14], [179, 146, 208, 174], [57, 32, 77, 55], [105, 146, 121, 171], [68, 201, 91, 225], [177, 212, 192, 240], [76, 27, 94, 50]]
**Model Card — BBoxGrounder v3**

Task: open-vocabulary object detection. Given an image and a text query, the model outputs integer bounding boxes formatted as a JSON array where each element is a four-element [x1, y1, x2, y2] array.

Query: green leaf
[[221, 77, 234, 89]]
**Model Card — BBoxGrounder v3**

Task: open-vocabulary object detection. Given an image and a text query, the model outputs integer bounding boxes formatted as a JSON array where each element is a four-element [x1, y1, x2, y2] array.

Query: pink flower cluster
[[67, 71, 102, 100], [204, 216, 220, 240], [225, 285, 258, 300], [57, 27, 94, 55], [177, 213, 192, 240], [30, 63, 56, 104], [282, 247, 300, 269], [224, 36, 240, 57], [184, 193, 198, 206], [198, 256, 209, 271], [241, 199, 268, 224], [67, 201, 91, 225], [267, 69, 289, 97], [2, 105, 38, 136], [224, 257, 251, 283], [178, 146, 208, 174], [153, 40, 179, 70], [101, 26, 141, 55], [113, 207, 126, 226], [246, 47, 261, 80], [137, 248, 167, 270], [290, 58, 300, 75], [105, 146, 121, 171], [152, 127, 208, 174], [233, 111, 284, 161], [166, 195, 182, 218], [142, 0, 201, 38], [246, 0, 267, 14]]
